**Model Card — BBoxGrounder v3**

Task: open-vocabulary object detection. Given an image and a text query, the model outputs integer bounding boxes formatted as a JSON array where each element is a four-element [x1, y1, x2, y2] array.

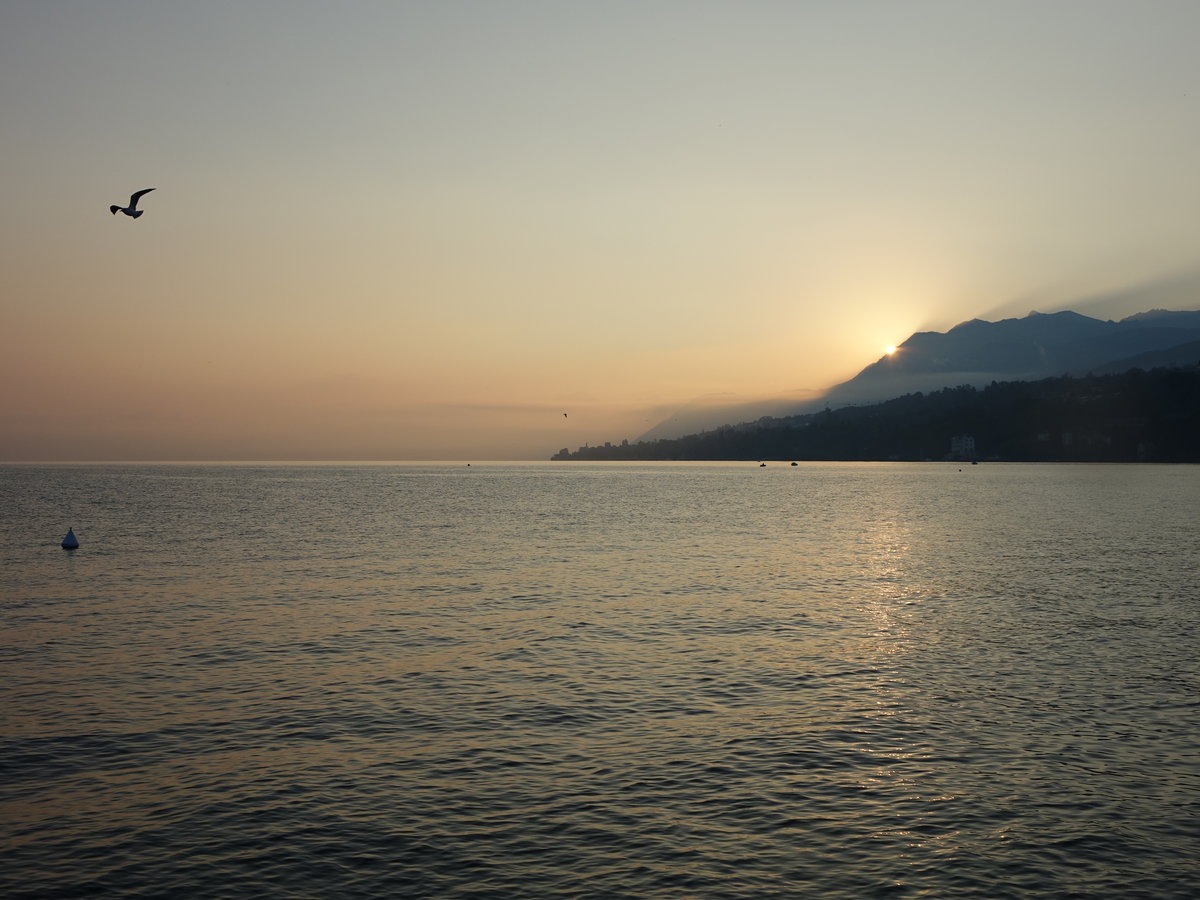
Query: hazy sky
[[3, 1, 1198, 460]]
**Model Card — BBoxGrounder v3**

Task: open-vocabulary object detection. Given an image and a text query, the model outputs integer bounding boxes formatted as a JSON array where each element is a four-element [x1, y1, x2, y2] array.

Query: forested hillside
[[553, 367, 1200, 463]]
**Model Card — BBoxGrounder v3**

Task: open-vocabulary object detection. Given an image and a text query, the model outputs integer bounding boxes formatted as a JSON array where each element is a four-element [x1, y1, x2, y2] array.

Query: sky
[[2, 0, 1198, 460]]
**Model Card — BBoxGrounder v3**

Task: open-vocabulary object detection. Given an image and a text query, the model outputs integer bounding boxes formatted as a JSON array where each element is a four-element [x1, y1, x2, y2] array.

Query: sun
[[884, 345, 897, 355]]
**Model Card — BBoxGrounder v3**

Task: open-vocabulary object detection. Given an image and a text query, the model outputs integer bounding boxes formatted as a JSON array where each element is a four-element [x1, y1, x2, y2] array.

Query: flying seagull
[[110, 188, 155, 218]]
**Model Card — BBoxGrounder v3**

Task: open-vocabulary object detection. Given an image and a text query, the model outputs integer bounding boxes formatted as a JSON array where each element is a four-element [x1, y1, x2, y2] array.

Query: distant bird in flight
[[110, 188, 155, 218]]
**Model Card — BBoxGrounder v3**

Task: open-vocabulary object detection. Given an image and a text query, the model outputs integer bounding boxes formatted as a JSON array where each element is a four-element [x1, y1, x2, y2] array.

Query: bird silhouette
[[110, 188, 155, 218]]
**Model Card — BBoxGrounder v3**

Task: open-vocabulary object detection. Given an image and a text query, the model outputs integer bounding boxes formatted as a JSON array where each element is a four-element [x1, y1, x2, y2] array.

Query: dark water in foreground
[[2, 462, 1197, 898]]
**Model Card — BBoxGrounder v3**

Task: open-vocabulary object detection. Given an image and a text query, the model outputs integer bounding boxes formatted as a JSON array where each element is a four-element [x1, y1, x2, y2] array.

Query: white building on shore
[[949, 434, 976, 460]]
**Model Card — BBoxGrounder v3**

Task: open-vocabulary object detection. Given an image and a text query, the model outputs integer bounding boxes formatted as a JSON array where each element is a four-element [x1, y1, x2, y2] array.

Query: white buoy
[[62, 528, 79, 550]]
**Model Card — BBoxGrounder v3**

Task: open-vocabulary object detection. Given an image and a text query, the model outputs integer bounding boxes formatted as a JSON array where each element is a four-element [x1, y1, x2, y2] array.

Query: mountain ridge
[[634, 307, 1200, 442]]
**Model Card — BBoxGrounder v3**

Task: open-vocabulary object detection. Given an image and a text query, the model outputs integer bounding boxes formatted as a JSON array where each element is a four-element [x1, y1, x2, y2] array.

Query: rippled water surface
[[2, 462, 1198, 898]]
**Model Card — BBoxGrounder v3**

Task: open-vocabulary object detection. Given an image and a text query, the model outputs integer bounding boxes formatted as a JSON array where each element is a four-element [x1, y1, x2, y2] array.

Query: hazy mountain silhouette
[[1090, 339, 1200, 374], [635, 392, 821, 443], [637, 308, 1200, 441], [822, 308, 1200, 408]]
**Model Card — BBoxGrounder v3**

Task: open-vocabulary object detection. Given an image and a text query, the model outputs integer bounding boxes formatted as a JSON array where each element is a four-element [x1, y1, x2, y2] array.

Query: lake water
[[1, 462, 1197, 898]]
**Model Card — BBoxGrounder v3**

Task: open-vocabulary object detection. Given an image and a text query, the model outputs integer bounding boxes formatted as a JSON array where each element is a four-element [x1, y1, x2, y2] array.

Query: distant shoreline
[[552, 368, 1200, 465]]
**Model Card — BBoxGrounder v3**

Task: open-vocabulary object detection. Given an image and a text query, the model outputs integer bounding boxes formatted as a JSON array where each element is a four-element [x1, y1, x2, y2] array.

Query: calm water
[[1, 462, 1197, 898]]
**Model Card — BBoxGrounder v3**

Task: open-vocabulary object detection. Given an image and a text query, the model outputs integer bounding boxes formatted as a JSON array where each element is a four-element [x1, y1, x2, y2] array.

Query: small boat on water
[[62, 528, 79, 550]]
